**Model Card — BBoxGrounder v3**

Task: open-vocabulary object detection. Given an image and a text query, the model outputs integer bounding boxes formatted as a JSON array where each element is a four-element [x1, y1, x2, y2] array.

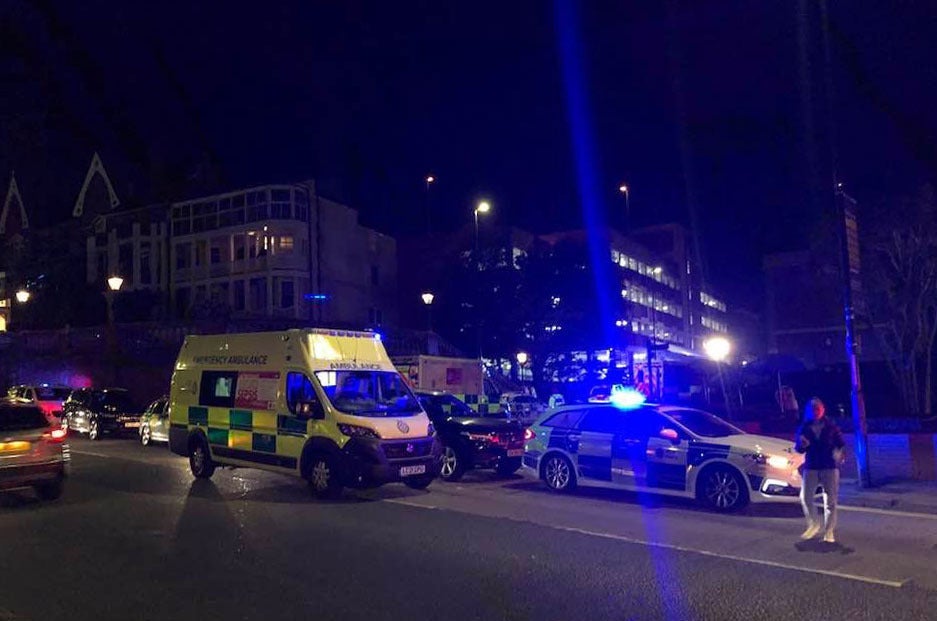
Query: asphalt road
[[2, 436, 937, 621]]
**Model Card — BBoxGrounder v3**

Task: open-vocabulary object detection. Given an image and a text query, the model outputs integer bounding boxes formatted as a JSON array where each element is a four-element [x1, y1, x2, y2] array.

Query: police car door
[[576, 408, 621, 484], [643, 412, 689, 492]]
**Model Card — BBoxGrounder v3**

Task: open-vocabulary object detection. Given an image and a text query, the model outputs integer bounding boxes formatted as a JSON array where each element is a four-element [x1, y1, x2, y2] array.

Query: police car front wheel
[[697, 464, 749, 512], [542, 454, 576, 493]]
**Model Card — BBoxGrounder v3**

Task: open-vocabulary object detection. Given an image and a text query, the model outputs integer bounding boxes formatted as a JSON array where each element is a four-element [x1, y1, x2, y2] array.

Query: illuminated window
[[279, 236, 294, 252]]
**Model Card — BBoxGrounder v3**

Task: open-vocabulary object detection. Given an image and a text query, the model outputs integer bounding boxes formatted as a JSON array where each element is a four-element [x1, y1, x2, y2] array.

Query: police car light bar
[[610, 388, 647, 409]]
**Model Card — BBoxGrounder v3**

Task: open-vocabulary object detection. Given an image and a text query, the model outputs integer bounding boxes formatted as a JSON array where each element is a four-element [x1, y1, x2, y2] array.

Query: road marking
[[382, 498, 909, 589], [840, 504, 937, 521], [70, 449, 111, 459]]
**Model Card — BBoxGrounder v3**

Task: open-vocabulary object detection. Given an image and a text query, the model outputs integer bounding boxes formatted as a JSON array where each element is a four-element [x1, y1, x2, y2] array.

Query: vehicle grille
[[382, 440, 434, 460]]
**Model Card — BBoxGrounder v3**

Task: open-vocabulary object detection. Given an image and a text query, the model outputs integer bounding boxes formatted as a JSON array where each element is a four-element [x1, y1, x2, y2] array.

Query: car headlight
[[766, 455, 791, 469], [338, 424, 381, 440]]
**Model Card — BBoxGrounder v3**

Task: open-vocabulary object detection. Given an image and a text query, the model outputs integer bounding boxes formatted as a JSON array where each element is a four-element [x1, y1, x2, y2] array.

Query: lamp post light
[[421, 292, 435, 332], [618, 184, 630, 231], [516, 351, 529, 382], [15, 289, 30, 304], [473, 200, 491, 359], [474, 200, 491, 253], [703, 336, 732, 418]]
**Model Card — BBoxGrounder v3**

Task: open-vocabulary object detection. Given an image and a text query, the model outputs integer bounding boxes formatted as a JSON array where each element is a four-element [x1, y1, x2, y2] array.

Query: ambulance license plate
[[507, 449, 523, 457], [400, 465, 426, 477]]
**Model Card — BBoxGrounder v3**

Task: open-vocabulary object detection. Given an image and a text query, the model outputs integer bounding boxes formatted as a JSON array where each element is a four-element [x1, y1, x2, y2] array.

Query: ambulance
[[168, 329, 441, 498]]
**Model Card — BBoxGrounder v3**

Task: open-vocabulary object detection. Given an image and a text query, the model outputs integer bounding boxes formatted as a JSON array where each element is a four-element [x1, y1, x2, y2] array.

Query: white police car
[[522, 392, 803, 511]]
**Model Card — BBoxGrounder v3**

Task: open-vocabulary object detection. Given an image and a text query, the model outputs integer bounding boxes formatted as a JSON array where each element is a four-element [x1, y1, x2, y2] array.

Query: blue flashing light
[[610, 388, 647, 409], [373, 332, 382, 341], [304, 293, 329, 301]]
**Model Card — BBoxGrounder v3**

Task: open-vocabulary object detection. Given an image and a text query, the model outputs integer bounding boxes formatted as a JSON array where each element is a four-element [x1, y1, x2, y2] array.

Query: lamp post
[[515, 351, 529, 382], [703, 336, 732, 419], [425, 175, 435, 234], [618, 184, 630, 232], [473, 200, 491, 359], [474, 200, 491, 253], [105, 276, 123, 385], [421, 292, 434, 332], [15, 289, 30, 304]]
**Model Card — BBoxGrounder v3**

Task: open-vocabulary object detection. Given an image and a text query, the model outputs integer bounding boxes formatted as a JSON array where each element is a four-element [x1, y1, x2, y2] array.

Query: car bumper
[[748, 470, 803, 503], [340, 437, 443, 488], [0, 460, 67, 491], [99, 419, 142, 435], [469, 445, 525, 469]]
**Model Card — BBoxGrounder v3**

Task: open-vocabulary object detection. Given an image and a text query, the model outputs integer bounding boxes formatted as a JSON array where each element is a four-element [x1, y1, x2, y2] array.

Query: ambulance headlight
[[338, 424, 381, 440]]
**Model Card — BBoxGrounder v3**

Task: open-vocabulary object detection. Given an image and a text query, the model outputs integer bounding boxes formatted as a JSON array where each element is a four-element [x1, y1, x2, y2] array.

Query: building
[[87, 180, 397, 328]]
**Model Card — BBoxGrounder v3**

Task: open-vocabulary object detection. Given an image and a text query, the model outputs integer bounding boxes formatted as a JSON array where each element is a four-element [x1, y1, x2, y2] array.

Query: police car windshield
[[315, 371, 421, 417], [665, 409, 743, 438]]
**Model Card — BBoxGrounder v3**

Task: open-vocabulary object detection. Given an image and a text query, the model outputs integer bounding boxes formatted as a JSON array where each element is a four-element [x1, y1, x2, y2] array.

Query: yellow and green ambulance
[[168, 329, 441, 497]]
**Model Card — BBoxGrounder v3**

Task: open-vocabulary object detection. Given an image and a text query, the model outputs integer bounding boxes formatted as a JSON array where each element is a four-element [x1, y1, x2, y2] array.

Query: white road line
[[840, 504, 937, 521], [70, 449, 111, 459], [382, 499, 909, 589]]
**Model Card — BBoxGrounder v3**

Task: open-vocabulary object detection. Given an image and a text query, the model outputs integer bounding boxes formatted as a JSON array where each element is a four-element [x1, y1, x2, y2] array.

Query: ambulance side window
[[199, 371, 238, 408], [286, 373, 317, 415]]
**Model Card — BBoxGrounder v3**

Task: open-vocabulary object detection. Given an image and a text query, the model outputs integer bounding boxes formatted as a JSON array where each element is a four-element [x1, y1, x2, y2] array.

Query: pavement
[[839, 479, 937, 515], [2, 436, 937, 621]]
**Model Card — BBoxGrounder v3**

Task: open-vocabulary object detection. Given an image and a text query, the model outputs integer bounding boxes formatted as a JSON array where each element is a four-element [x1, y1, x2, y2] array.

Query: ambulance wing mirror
[[297, 400, 325, 420], [659, 428, 681, 445]]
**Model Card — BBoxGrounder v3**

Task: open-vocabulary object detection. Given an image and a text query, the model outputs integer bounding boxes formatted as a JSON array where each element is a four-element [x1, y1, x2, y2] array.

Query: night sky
[[1, 1, 935, 309]]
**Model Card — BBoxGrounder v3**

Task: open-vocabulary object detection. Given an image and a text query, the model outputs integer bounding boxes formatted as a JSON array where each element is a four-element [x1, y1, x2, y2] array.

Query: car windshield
[[92, 392, 133, 412], [314, 370, 422, 417], [666, 409, 744, 438], [36, 387, 71, 401], [0, 405, 48, 431]]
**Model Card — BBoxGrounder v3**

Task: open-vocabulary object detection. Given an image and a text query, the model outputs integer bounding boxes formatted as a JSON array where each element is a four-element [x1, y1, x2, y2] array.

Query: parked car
[[523, 401, 803, 512], [139, 397, 169, 446], [63, 388, 142, 440], [6, 384, 72, 424], [416, 390, 525, 481], [500, 393, 546, 425], [0, 402, 69, 500]]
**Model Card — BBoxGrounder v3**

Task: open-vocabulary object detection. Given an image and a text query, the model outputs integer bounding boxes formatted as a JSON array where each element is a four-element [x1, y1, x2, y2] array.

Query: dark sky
[[1, 1, 935, 309]]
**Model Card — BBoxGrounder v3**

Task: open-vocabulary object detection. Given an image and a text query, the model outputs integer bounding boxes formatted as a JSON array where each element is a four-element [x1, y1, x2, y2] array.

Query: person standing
[[795, 398, 846, 543]]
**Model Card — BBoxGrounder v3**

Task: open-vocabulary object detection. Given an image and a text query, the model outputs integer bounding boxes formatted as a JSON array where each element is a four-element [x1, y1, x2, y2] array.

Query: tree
[[864, 186, 937, 417]]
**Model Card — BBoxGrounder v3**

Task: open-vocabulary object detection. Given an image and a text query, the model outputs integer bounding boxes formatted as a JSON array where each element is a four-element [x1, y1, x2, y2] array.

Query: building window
[[278, 236, 294, 253], [210, 246, 221, 264], [176, 243, 192, 269], [140, 244, 152, 285], [249, 277, 267, 313], [195, 241, 207, 266], [175, 287, 191, 317], [280, 279, 294, 309], [234, 235, 246, 261], [234, 280, 245, 311]]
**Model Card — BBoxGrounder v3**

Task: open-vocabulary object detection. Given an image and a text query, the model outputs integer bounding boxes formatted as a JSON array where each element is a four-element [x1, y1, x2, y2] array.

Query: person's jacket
[[795, 417, 846, 470]]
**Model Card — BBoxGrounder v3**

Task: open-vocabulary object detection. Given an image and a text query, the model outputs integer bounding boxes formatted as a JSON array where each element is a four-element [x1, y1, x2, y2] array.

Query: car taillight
[[524, 427, 535, 441], [43, 427, 67, 442]]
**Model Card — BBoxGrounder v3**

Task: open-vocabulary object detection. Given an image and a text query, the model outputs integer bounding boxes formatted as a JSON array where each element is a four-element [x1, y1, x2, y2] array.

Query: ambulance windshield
[[315, 370, 422, 417]]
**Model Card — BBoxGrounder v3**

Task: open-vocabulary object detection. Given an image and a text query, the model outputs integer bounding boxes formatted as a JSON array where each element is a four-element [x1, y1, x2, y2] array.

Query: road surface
[[2, 436, 936, 620]]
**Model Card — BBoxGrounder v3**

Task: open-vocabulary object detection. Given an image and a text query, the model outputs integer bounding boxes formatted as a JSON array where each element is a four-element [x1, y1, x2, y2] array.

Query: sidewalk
[[838, 479, 937, 514]]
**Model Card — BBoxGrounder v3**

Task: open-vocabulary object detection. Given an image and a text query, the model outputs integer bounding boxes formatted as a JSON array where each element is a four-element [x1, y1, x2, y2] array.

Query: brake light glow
[[524, 427, 535, 441], [43, 428, 67, 442]]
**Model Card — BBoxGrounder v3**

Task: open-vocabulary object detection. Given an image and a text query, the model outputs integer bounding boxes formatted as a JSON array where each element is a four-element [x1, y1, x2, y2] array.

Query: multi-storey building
[[86, 180, 397, 328]]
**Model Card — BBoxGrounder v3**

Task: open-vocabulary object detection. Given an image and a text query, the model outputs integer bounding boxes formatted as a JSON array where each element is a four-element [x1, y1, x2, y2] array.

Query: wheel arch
[[299, 437, 343, 478], [538, 449, 577, 481]]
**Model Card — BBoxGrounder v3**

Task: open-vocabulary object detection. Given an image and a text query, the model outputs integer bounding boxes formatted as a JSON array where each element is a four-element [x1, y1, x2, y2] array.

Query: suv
[[139, 397, 169, 446], [0, 402, 69, 500], [6, 384, 72, 424], [416, 390, 525, 481], [63, 388, 142, 440]]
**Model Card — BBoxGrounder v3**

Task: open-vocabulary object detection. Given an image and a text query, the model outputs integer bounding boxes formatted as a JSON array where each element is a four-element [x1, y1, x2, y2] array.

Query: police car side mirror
[[297, 400, 325, 420], [660, 428, 681, 445]]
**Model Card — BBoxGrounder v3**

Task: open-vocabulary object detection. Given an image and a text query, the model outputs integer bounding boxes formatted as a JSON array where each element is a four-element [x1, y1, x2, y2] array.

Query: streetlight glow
[[15, 289, 30, 304], [703, 336, 731, 362], [107, 276, 124, 292], [516, 351, 529, 366], [475, 200, 491, 214], [421, 292, 435, 306], [618, 185, 628, 194], [426, 175, 435, 184]]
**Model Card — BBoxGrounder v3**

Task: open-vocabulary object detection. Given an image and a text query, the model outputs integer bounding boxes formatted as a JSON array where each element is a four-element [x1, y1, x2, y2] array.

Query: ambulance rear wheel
[[189, 437, 215, 479], [307, 453, 343, 499]]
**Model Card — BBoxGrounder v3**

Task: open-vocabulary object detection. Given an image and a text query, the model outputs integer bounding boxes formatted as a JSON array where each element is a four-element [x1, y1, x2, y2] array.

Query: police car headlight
[[338, 424, 381, 440], [766, 455, 791, 469]]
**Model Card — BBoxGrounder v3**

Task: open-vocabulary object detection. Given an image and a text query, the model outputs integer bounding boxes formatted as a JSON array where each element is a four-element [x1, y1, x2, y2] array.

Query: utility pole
[[838, 186, 872, 488]]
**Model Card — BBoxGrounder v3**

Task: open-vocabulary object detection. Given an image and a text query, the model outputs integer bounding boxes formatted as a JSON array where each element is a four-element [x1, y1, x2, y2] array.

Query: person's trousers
[[800, 468, 839, 532]]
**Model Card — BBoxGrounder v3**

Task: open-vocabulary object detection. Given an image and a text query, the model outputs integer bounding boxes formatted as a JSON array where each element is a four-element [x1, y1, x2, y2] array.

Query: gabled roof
[[0, 171, 29, 235], [72, 152, 120, 218]]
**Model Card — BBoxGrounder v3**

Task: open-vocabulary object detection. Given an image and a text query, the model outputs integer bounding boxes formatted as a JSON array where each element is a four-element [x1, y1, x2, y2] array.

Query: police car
[[522, 393, 803, 511]]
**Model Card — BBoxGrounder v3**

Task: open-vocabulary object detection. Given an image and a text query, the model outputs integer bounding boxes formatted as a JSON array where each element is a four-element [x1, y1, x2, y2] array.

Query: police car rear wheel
[[698, 465, 748, 512], [543, 454, 576, 493], [189, 438, 215, 479], [439, 445, 465, 482], [308, 454, 342, 499]]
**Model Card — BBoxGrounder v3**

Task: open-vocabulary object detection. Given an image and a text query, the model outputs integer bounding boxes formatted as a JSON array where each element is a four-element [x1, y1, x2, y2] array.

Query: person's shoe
[[823, 530, 836, 544], [801, 523, 821, 540]]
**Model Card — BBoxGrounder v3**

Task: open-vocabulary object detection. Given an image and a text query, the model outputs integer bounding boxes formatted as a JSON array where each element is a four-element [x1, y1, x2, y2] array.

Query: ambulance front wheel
[[189, 436, 216, 479], [307, 453, 343, 499]]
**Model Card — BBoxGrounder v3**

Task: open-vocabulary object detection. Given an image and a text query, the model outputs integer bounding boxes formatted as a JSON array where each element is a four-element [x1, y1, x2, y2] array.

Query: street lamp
[[516, 351, 529, 366], [474, 200, 491, 252], [105, 276, 124, 384], [703, 336, 732, 418], [421, 292, 434, 331], [618, 184, 630, 231], [15, 289, 30, 304], [107, 276, 124, 292]]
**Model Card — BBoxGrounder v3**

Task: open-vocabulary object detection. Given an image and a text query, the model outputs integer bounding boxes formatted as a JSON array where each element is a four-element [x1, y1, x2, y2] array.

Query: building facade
[[86, 181, 397, 328]]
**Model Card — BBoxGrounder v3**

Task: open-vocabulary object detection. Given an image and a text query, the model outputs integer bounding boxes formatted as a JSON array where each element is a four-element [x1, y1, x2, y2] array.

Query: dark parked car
[[63, 388, 142, 440], [0, 402, 69, 500], [415, 390, 525, 481]]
